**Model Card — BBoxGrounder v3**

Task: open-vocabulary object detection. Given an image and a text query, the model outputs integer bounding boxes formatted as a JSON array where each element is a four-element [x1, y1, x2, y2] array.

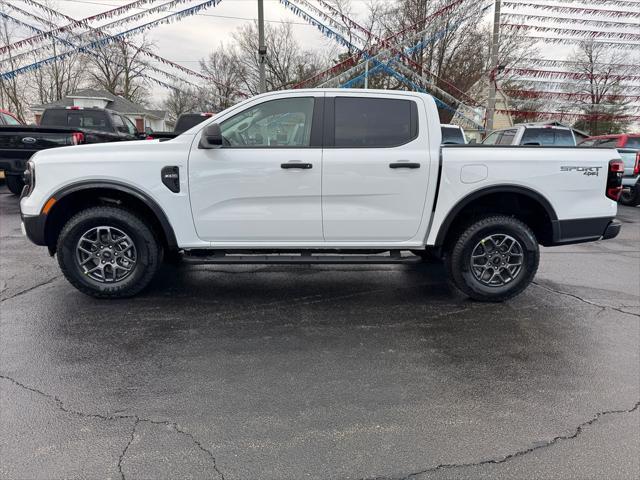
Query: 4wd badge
[[560, 166, 602, 176]]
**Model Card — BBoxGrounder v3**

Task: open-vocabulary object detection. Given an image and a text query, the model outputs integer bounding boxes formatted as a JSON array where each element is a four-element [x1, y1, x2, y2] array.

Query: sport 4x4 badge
[[560, 166, 602, 176]]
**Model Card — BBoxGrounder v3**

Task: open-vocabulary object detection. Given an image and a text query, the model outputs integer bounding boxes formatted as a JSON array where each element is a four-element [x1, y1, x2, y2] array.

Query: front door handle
[[389, 162, 420, 169], [281, 162, 312, 169]]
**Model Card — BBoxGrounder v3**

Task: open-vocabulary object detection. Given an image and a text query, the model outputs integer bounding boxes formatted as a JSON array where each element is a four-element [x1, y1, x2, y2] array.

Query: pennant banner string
[[501, 23, 640, 41], [292, 0, 466, 89], [1, 0, 223, 80], [502, 1, 640, 18], [501, 12, 640, 28], [1, 0, 155, 54], [5, 0, 211, 62], [10, 0, 248, 98], [313, 0, 482, 106]]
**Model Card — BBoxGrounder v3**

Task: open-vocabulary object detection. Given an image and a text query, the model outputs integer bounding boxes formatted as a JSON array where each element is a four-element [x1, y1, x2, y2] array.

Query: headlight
[[22, 160, 35, 197]]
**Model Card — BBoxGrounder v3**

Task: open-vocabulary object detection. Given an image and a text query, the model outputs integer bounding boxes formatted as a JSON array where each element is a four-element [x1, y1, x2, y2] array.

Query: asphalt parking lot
[[1, 183, 638, 480]]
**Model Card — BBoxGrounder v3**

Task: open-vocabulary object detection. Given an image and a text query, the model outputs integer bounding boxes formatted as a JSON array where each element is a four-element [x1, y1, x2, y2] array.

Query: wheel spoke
[[470, 233, 525, 287], [76, 226, 137, 283]]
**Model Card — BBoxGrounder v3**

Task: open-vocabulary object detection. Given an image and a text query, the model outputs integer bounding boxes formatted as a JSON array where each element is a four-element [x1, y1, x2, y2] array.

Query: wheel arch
[[434, 185, 559, 249], [43, 180, 177, 254]]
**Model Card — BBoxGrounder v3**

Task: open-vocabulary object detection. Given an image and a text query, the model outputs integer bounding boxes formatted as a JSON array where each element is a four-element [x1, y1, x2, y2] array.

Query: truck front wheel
[[5, 174, 25, 195], [445, 215, 539, 302], [57, 206, 161, 298]]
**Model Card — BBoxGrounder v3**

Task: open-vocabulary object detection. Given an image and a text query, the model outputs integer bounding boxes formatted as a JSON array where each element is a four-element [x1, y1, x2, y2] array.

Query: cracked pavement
[[1, 186, 639, 479]]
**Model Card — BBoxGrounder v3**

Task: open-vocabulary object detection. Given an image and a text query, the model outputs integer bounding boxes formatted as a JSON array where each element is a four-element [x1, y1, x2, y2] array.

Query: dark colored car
[[1, 107, 145, 194], [146, 112, 214, 140]]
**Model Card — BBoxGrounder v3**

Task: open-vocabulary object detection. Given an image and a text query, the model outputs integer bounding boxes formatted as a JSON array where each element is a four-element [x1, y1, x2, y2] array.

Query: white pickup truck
[[20, 89, 624, 301]]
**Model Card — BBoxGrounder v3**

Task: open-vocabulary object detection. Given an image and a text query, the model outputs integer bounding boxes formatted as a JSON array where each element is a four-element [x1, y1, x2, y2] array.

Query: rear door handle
[[281, 162, 312, 169], [389, 162, 420, 169]]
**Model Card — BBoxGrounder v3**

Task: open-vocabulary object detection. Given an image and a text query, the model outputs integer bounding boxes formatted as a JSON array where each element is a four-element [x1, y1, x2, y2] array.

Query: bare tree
[[161, 83, 202, 121], [86, 36, 153, 104], [0, 14, 30, 121], [199, 43, 247, 111], [569, 40, 635, 135], [233, 21, 325, 94]]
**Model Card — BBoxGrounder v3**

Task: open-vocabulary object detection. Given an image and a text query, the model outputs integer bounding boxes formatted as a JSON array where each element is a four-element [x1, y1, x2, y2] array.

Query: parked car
[[482, 123, 577, 146], [578, 133, 640, 149], [0, 124, 87, 194], [440, 124, 467, 144], [20, 89, 622, 301], [0, 109, 23, 126], [145, 112, 214, 140], [579, 134, 640, 206], [0, 106, 145, 194]]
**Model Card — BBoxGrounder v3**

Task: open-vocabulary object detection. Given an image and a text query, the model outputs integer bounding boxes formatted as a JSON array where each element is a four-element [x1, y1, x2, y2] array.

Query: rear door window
[[482, 131, 501, 145], [497, 129, 517, 145], [441, 126, 464, 144], [333, 97, 418, 147]]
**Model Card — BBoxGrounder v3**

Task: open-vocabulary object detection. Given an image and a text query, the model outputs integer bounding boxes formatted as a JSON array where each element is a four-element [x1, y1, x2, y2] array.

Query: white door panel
[[189, 94, 323, 242], [189, 150, 322, 241], [322, 94, 431, 242]]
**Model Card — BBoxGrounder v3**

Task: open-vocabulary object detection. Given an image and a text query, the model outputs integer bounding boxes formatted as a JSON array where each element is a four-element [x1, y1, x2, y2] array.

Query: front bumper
[[550, 217, 621, 245], [622, 176, 639, 188], [21, 213, 47, 246]]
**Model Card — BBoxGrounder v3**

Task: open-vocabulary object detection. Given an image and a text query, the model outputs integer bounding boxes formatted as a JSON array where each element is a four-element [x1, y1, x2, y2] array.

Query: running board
[[182, 252, 422, 265]]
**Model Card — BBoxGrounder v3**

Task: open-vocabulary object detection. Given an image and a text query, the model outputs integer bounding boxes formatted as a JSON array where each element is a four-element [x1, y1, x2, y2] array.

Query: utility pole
[[258, 0, 267, 93], [485, 0, 501, 133]]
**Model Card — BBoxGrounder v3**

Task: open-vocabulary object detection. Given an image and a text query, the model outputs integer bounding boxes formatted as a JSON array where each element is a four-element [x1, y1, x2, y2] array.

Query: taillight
[[634, 152, 640, 176], [71, 132, 84, 145], [606, 159, 624, 201]]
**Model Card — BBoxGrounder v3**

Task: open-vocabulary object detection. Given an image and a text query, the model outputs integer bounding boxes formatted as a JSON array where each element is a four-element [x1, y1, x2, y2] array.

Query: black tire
[[444, 215, 539, 302], [57, 206, 161, 298], [5, 174, 24, 195], [618, 186, 640, 207]]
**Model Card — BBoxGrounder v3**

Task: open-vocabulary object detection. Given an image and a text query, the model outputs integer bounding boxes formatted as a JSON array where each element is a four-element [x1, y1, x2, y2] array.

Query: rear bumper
[[21, 213, 47, 246], [550, 217, 620, 245]]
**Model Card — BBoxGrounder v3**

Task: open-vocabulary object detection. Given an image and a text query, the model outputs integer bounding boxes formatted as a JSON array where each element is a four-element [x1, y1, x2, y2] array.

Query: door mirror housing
[[199, 123, 223, 149]]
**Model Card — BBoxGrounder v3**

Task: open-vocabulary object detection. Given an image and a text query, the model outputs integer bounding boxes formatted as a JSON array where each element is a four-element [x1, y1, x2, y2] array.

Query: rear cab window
[[41, 109, 110, 131], [520, 128, 574, 146], [333, 97, 418, 147]]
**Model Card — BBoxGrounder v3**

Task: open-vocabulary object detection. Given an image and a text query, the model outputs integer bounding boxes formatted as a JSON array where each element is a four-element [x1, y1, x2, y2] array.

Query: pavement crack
[[388, 400, 640, 480], [0, 275, 62, 303], [532, 281, 640, 318], [117, 418, 139, 480], [0, 374, 225, 480]]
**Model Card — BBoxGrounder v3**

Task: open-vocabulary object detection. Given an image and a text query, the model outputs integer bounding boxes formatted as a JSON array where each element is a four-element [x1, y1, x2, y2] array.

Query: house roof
[[31, 89, 167, 119]]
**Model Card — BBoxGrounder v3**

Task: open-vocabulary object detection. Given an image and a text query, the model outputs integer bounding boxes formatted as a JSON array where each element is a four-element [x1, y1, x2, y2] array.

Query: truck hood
[[31, 137, 191, 165]]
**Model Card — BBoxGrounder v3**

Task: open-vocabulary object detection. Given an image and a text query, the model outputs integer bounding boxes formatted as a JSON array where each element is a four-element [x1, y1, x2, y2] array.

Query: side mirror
[[199, 123, 223, 149]]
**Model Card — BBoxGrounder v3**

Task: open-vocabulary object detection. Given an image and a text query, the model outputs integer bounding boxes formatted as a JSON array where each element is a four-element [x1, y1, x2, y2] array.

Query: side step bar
[[182, 252, 422, 265]]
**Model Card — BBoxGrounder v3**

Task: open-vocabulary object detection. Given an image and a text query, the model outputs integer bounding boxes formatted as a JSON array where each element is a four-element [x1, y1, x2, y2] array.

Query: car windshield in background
[[441, 126, 464, 144], [42, 110, 110, 131], [521, 128, 574, 146], [175, 114, 211, 133]]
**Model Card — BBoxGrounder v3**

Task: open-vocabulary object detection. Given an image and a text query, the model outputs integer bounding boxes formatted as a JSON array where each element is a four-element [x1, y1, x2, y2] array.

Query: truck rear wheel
[[619, 185, 640, 207], [444, 215, 539, 302], [57, 206, 161, 298], [5, 174, 25, 195]]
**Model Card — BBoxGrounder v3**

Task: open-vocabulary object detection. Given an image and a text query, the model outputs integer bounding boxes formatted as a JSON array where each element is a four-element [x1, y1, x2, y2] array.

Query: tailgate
[[0, 126, 78, 152]]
